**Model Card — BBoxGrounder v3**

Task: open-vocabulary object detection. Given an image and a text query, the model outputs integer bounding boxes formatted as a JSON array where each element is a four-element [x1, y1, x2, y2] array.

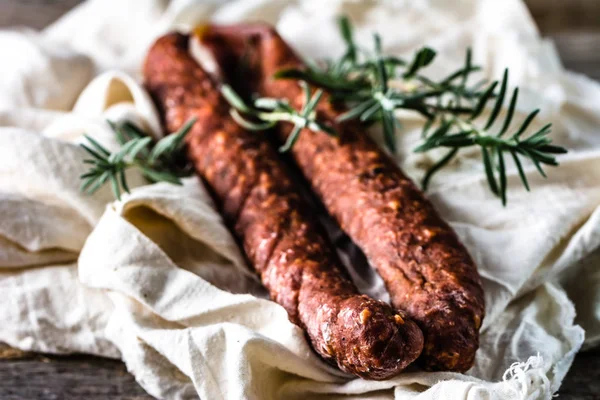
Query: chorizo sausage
[[199, 24, 485, 372], [143, 32, 424, 380]]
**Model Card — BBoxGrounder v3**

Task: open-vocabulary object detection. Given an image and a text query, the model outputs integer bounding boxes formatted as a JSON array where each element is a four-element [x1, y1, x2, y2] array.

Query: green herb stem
[[80, 118, 196, 200]]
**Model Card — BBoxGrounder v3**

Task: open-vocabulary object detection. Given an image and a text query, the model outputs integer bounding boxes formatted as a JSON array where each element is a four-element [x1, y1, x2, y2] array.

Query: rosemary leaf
[[513, 109, 540, 138], [482, 146, 499, 195], [221, 84, 254, 113], [303, 88, 324, 113], [83, 135, 111, 157], [141, 167, 182, 184], [129, 137, 154, 161], [470, 81, 498, 120], [360, 102, 382, 122], [538, 144, 568, 154], [87, 170, 111, 195], [230, 109, 276, 130], [81, 142, 108, 162], [110, 174, 121, 201], [498, 88, 518, 137], [498, 149, 507, 205], [485, 69, 508, 130], [119, 168, 130, 195], [422, 148, 459, 191], [381, 110, 396, 153], [337, 98, 377, 122], [404, 47, 436, 78], [510, 151, 530, 191], [149, 117, 196, 163], [279, 126, 302, 153], [531, 158, 548, 176]]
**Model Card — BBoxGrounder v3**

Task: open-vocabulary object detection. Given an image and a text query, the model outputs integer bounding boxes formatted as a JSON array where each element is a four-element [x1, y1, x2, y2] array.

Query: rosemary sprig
[[415, 72, 565, 204], [221, 81, 336, 152], [269, 16, 567, 205], [80, 118, 196, 200]]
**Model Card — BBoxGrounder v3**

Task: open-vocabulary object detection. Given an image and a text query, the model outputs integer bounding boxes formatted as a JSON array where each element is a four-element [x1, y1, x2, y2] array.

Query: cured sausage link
[[200, 24, 485, 372], [143, 32, 424, 380]]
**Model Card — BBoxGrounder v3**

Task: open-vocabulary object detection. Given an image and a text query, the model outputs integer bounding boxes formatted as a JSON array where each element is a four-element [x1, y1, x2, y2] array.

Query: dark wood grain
[[0, 349, 598, 399], [553, 31, 600, 81], [0, 0, 83, 30], [0, 353, 153, 400], [0, 0, 599, 399], [560, 348, 600, 399], [526, 0, 600, 34]]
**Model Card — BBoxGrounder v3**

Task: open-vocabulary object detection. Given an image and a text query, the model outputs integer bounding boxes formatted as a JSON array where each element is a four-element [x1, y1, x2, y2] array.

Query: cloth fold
[[0, 0, 598, 399]]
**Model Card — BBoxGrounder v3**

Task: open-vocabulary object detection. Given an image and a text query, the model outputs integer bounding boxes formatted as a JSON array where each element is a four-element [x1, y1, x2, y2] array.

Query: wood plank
[[1, 349, 598, 399], [526, 0, 600, 34], [560, 348, 600, 399], [553, 31, 600, 81], [1, 0, 598, 81], [1, 0, 599, 35], [0, 353, 153, 400], [0, 0, 83, 30]]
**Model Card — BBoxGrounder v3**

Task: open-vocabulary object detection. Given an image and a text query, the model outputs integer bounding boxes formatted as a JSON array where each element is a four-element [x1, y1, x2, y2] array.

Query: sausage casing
[[200, 25, 485, 372], [143, 32, 424, 379]]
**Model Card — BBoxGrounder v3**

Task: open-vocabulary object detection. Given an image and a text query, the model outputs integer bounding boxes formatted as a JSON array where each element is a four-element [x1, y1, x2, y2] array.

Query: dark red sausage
[[200, 24, 485, 372], [143, 32, 424, 380]]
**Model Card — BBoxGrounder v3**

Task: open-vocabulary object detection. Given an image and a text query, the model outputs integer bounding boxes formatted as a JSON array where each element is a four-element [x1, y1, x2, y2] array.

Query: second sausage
[[200, 24, 485, 372]]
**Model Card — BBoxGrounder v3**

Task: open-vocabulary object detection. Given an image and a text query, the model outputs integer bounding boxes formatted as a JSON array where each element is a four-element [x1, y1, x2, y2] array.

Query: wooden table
[[1, 1, 599, 399]]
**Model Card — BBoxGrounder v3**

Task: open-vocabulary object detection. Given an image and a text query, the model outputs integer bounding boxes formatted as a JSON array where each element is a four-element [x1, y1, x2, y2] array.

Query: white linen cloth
[[1, 0, 599, 398]]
